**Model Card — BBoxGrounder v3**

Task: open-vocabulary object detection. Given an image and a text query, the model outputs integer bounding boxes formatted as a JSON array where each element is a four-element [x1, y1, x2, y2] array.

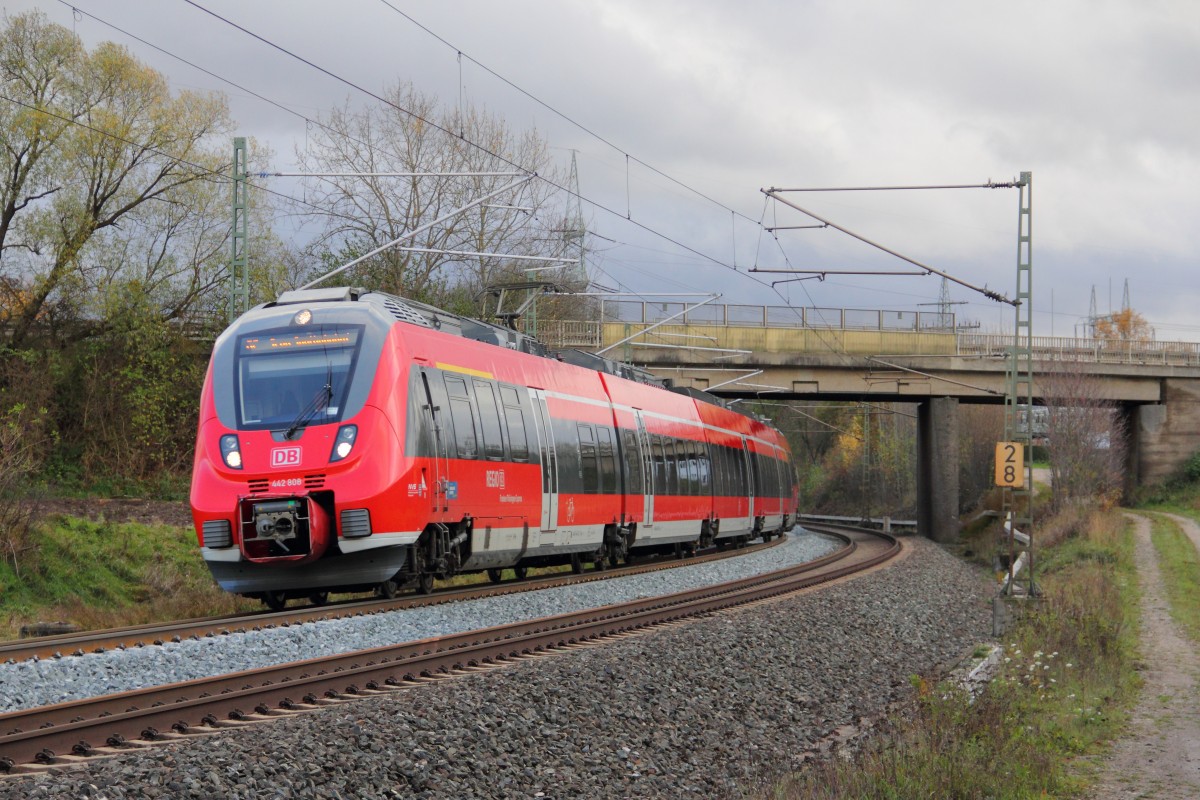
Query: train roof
[[270, 286, 549, 358], [265, 286, 775, 428]]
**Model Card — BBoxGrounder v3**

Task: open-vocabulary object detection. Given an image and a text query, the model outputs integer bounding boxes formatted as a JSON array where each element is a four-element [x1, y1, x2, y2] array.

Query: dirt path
[[1092, 512, 1200, 798]]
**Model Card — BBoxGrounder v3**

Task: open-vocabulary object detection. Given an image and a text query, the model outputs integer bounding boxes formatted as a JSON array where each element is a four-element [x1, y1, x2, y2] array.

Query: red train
[[190, 287, 799, 609]]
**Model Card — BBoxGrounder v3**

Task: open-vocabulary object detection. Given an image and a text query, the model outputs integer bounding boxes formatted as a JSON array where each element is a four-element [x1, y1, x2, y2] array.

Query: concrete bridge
[[529, 300, 1200, 539]]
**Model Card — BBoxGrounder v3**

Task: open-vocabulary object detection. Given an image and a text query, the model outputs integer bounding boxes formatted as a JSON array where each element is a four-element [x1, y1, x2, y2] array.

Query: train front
[[189, 288, 405, 605]]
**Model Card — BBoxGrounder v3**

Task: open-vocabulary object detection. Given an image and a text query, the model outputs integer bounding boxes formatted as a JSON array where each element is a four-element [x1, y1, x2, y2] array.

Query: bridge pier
[[1128, 379, 1200, 489], [917, 397, 960, 543]]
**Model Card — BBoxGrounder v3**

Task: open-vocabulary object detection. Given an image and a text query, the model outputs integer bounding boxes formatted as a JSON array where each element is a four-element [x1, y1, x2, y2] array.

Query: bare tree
[[291, 82, 573, 308], [1040, 362, 1127, 509], [959, 404, 1004, 510]]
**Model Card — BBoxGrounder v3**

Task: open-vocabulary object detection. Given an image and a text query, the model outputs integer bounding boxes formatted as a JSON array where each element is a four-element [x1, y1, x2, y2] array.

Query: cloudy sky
[[9, 0, 1198, 339]]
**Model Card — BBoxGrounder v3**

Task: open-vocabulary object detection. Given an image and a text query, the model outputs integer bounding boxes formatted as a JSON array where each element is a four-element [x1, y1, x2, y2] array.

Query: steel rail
[[0, 537, 785, 663], [0, 527, 897, 773]]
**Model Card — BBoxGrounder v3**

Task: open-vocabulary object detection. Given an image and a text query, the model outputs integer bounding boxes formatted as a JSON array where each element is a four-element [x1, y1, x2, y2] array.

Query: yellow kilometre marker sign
[[994, 442, 1025, 488]]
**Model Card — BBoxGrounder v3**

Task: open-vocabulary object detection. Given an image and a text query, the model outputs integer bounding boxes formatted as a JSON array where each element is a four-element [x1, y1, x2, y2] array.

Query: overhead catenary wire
[[58, 0, 1009, 366], [299, 174, 535, 290], [178, 0, 778, 296], [769, 181, 1022, 192], [763, 188, 1018, 307], [62, 0, 866, 341]]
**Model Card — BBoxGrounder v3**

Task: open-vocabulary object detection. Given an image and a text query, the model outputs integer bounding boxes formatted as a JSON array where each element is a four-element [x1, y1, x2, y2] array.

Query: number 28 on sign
[[994, 442, 1024, 488]]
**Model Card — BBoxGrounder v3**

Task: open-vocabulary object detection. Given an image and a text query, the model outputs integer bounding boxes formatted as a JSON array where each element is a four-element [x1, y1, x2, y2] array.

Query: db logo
[[271, 447, 302, 468]]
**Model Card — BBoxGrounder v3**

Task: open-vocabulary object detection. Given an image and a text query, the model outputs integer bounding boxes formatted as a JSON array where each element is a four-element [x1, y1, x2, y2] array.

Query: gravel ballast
[[0, 532, 836, 714], [0, 535, 993, 799]]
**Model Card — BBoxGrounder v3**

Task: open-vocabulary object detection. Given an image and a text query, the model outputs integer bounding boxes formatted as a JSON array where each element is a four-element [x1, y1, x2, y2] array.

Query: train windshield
[[234, 326, 364, 430]]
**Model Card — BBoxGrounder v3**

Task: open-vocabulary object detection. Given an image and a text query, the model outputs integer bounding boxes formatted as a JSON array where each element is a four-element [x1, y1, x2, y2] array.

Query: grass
[[0, 513, 583, 638], [775, 506, 1141, 799], [1148, 513, 1200, 644], [0, 516, 254, 638]]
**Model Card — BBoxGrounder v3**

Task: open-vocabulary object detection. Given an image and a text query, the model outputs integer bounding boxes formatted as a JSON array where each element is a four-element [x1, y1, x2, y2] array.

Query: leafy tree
[[1093, 308, 1152, 341], [0, 11, 233, 347]]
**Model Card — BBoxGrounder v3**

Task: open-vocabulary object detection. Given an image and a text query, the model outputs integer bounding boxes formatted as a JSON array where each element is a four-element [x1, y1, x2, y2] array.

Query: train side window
[[666, 437, 680, 496], [699, 443, 711, 493], [578, 424, 598, 493], [689, 442, 702, 494], [651, 433, 665, 493], [597, 427, 617, 494], [711, 444, 721, 496], [473, 380, 505, 460], [686, 443, 696, 494], [498, 386, 529, 462], [444, 375, 477, 459], [722, 445, 734, 496], [621, 429, 643, 495], [680, 440, 695, 495], [662, 436, 673, 495]]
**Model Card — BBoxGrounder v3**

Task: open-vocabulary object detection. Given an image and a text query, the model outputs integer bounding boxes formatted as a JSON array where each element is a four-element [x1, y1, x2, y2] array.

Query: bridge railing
[[596, 300, 956, 331], [958, 333, 1200, 366], [524, 304, 1200, 367]]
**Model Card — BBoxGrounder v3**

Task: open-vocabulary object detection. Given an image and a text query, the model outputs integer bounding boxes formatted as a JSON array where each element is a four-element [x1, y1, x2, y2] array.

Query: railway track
[[0, 535, 784, 665], [0, 524, 898, 774]]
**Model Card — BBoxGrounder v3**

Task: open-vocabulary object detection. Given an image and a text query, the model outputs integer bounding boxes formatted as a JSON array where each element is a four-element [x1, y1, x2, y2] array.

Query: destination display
[[240, 329, 359, 353]]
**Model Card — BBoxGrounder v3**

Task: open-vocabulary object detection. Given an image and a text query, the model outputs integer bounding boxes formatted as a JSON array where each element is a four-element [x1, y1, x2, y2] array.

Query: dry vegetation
[[777, 509, 1138, 799]]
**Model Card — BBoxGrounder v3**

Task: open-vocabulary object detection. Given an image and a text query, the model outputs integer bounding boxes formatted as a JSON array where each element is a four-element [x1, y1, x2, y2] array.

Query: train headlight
[[219, 434, 243, 469], [329, 425, 358, 462]]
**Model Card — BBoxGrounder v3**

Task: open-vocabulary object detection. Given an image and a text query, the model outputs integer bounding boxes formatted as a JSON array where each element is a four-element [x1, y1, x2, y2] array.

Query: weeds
[[777, 508, 1138, 799]]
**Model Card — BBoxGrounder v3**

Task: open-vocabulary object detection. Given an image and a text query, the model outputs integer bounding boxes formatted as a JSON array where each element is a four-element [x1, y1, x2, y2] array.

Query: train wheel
[[570, 554, 583, 574], [416, 571, 435, 595], [514, 566, 529, 581], [592, 548, 607, 571], [263, 591, 287, 612], [308, 591, 330, 606], [487, 568, 503, 584], [607, 545, 621, 569], [377, 579, 400, 599]]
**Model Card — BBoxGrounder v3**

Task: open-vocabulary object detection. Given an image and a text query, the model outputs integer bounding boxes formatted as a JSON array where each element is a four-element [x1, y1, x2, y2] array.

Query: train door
[[419, 369, 450, 517], [741, 438, 756, 520], [529, 389, 559, 531], [634, 410, 654, 528]]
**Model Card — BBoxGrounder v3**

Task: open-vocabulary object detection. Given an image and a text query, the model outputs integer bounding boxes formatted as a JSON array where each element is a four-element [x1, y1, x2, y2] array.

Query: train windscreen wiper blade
[[284, 368, 334, 440]]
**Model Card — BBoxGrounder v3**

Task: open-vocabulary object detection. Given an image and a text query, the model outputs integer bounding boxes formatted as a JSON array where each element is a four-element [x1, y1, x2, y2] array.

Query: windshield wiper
[[284, 364, 334, 440]]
